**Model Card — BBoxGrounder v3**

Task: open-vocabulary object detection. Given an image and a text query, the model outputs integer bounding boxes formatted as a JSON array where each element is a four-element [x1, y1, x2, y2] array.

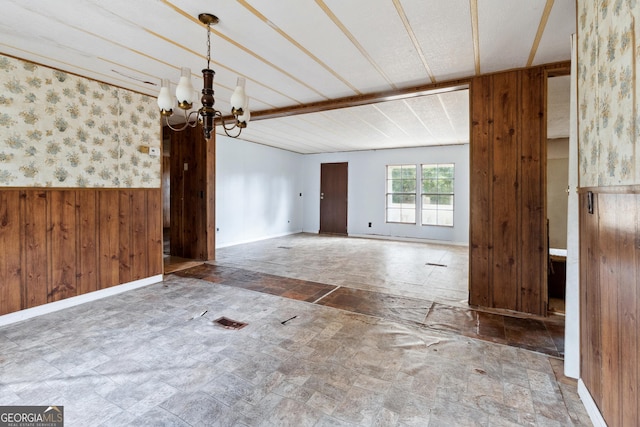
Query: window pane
[[422, 209, 437, 225], [422, 165, 437, 179], [438, 179, 454, 193], [402, 179, 416, 192], [387, 165, 417, 224], [438, 164, 455, 178], [439, 210, 454, 226], [420, 163, 455, 227], [402, 210, 416, 223], [401, 165, 416, 179], [422, 195, 436, 207], [389, 194, 402, 205], [422, 179, 437, 193], [388, 165, 402, 179], [387, 209, 402, 223], [438, 195, 454, 208], [401, 194, 416, 205]]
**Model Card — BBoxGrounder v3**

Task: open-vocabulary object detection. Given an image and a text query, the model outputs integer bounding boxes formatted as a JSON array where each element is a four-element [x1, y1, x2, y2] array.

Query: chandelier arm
[[163, 111, 199, 132], [222, 125, 242, 138], [220, 116, 240, 131], [213, 110, 242, 138]]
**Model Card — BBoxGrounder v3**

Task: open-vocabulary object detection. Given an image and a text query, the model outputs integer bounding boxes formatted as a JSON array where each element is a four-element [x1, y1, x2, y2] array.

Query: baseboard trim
[[348, 233, 469, 247], [216, 230, 301, 248], [0, 275, 163, 327], [578, 379, 607, 427]]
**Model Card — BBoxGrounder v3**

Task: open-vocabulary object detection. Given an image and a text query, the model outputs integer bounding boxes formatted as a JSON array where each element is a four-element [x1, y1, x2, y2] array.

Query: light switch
[[149, 147, 160, 157]]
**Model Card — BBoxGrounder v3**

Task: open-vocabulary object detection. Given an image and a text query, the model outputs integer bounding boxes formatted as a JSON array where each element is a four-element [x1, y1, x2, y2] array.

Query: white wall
[[216, 139, 469, 247], [547, 138, 569, 250], [301, 144, 470, 244], [215, 135, 304, 247]]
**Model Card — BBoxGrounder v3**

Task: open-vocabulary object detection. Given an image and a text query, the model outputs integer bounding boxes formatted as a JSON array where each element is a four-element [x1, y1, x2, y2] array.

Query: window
[[421, 163, 454, 226], [386, 165, 416, 223]]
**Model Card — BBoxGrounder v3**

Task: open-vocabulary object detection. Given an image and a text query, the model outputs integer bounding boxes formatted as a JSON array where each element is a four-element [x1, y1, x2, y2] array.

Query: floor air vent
[[213, 317, 247, 330]]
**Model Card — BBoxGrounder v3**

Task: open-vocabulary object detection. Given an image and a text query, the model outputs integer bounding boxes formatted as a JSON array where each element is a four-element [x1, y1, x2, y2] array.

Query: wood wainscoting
[[0, 188, 163, 316], [579, 187, 639, 427]]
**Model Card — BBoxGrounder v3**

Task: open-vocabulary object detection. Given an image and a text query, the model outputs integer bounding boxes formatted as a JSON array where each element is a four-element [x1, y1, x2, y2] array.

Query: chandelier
[[156, 13, 250, 140]]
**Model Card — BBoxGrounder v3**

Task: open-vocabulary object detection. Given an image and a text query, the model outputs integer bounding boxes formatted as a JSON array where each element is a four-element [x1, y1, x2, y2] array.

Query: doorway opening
[[162, 127, 206, 274], [546, 74, 571, 315]]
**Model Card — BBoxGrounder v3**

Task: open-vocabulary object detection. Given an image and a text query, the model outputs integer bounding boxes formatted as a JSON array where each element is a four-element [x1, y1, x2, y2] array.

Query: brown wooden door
[[320, 162, 348, 235]]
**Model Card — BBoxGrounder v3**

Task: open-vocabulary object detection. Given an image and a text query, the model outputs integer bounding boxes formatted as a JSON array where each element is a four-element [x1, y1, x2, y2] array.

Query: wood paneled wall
[[162, 155, 171, 228], [0, 188, 163, 316], [469, 67, 548, 316], [166, 125, 215, 261], [580, 188, 640, 427]]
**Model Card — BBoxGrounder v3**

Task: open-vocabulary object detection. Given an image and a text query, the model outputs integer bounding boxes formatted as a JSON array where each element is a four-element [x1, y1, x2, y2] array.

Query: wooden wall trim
[[578, 185, 640, 194], [0, 188, 163, 316]]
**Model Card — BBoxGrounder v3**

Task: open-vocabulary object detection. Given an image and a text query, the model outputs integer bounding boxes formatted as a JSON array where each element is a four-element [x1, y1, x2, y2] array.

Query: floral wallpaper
[[577, 0, 640, 187], [0, 54, 160, 188]]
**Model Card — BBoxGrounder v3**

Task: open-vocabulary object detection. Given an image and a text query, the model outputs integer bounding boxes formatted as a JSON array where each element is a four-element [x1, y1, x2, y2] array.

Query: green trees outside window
[[385, 163, 454, 227]]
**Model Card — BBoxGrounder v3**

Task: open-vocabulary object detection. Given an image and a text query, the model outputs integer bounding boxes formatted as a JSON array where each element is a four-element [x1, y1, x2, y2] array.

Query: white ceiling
[[0, 0, 575, 154]]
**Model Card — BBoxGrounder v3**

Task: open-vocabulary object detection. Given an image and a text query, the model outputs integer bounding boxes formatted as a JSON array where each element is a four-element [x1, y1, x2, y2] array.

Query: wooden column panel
[[614, 193, 638, 426], [131, 190, 148, 281], [579, 191, 602, 403], [167, 125, 215, 260], [162, 155, 170, 228], [23, 190, 49, 309], [98, 190, 120, 289], [0, 191, 21, 315], [49, 190, 77, 302], [519, 67, 546, 315], [469, 75, 492, 308], [146, 189, 163, 276], [77, 190, 98, 295], [490, 71, 519, 310], [119, 190, 133, 284], [469, 66, 548, 316]]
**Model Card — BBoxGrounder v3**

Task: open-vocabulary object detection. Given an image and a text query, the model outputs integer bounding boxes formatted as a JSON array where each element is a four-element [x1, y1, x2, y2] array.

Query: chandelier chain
[[206, 23, 211, 69]]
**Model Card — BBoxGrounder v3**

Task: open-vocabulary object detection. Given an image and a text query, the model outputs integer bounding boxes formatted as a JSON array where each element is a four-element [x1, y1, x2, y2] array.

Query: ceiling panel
[[323, 0, 431, 87], [532, 0, 576, 66], [0, 0, 575, 154], [244, 0, 392, 94], [478, 0, 546, 73], [401, 0, 476, 82]]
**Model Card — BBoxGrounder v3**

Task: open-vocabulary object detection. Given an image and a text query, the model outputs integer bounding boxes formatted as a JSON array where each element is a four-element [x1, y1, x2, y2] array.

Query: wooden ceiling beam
[[218, 78, 470, 124], [217, 60, 571, 124]]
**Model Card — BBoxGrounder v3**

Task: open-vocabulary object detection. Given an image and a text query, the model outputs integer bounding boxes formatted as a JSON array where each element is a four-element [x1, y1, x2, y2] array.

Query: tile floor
[[0, 233, 590, 426]]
